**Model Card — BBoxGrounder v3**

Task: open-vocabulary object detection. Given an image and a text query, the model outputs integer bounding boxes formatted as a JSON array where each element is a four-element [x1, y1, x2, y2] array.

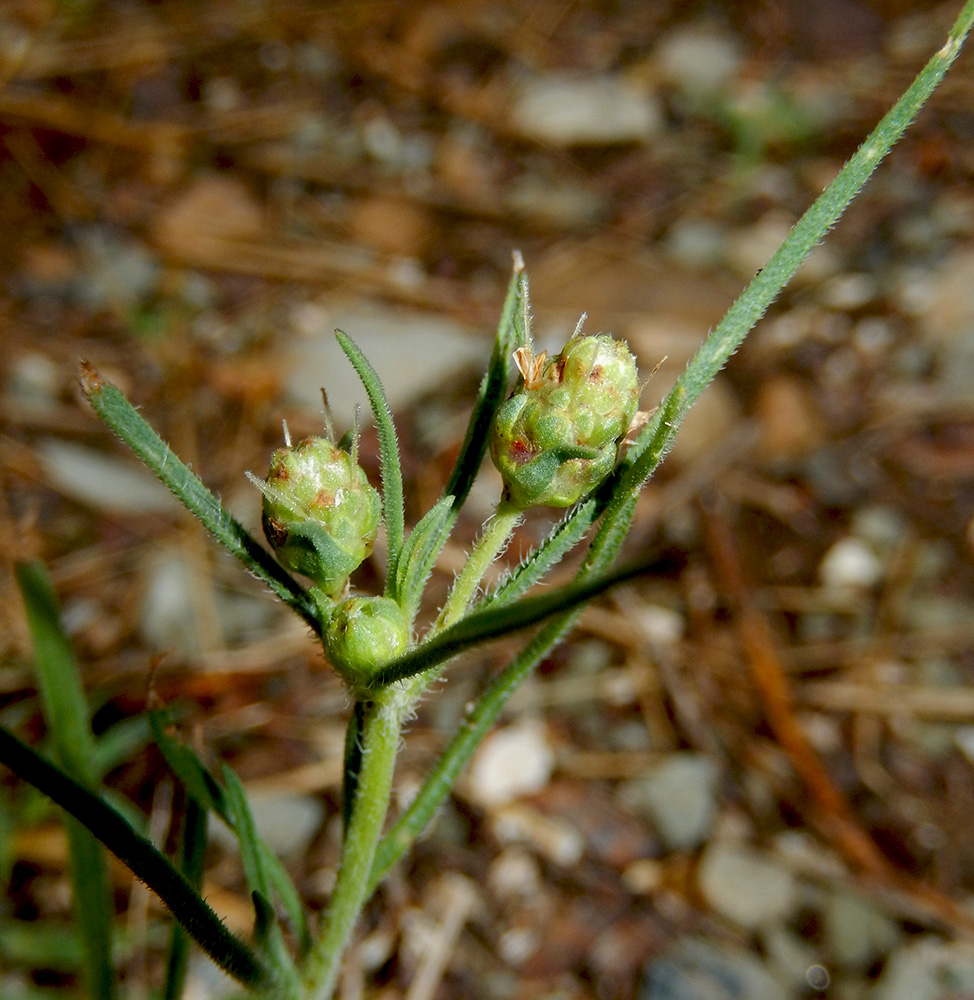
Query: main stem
[[301, 696, 403, 1000]]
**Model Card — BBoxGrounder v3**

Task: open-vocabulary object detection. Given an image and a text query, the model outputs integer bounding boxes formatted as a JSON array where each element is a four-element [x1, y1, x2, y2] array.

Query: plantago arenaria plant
[[4, 5, 973, 997]]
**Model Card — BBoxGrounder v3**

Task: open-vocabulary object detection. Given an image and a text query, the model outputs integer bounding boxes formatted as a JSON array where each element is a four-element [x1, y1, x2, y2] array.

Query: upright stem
[[301, 695, 403, 1000], [435, 500, 523, 632]]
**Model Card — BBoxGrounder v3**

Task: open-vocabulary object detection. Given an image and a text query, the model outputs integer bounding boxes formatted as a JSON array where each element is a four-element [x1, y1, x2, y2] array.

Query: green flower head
[[249, 433, 381, 599], [490, 334, 640, 508], [326, 595, 409, 692]]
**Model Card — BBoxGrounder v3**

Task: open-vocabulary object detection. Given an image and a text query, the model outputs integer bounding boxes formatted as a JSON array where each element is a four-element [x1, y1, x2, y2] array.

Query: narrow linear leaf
[[65, 817, 116, 1000], [149, 710, 228, 820], [0, 726, 267, 989], [164, 796, 207, 1000], [15, 561, 114, 1000], [221, 767, 273, 901], [261, 841, 312, 959], [393, 495, 455, 618], [371, 555, 654, 688], [485, 498, 598, 608], [334, 331, 405, 593], [444, 258, 527, 510], [79, 364, 320, 633], [15, 563, 97, 785], [221, 768, 298, 984], [341, 701, 366, 839], [92, 715, 154, 782], [151, 712, 310, 957]]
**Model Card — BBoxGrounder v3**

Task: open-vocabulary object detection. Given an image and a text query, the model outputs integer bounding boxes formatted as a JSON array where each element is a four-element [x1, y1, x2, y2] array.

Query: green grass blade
[[15, 563, 97, 786], [149, 710, 228, 820], [64, 817, 116, 1000], [15, 561, 114, 1000], [92, 715, 153, 782], [79, 364, 320, 633], [221, 769, 276, 920], [163, 796, 207, 1000], [151, 711, 310, 956], [334, 331, 405, 594], [0, 725, 269, 989]]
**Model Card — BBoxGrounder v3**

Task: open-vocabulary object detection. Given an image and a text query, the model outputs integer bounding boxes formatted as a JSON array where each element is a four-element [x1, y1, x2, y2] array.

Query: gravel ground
[[2, 2, 974, 998]]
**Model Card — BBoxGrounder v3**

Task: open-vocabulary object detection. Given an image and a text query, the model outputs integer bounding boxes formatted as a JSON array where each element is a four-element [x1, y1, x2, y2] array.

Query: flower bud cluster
[[253, 436, 381, 600], [490, 334, 640, 508]]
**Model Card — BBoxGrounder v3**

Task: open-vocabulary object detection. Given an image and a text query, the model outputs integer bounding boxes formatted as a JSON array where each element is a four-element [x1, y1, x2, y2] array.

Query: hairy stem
[[301, 697, 403, 1000]]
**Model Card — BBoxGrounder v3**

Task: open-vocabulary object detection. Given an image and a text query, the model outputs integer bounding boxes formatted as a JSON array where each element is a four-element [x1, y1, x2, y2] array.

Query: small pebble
[[819, 537, 883, 591], [37, 439, 178, 514], [490, 804, 584, 867], [623, 753, 719, 851], [640, 937, 785, 1000], [467, 720, 554, 807], [873, 937, 974, 1000], [655, 27, 742, 97], [286, 302, 485, 417], [140, 551, 200, 656], [510, 73, 661, 146], [697, 841, 799, 930], [208, 790, 323, 857]]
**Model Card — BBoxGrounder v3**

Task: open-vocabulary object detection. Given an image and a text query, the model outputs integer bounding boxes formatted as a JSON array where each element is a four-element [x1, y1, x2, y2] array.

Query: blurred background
[[2, 1, 974, 997]]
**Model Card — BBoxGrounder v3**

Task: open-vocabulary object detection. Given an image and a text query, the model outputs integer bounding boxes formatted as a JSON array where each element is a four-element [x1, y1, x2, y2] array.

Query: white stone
[[819, 536, 883, 590], [286, 301, 485, 419], [38, 439, 179, 514], [697, 841, 799, 930], [656, 27, 742, 96], [510, 73, 661, 146], [467, 719, 554, 807], [637, 753, 719, 851], [823, 889, 900, 970]]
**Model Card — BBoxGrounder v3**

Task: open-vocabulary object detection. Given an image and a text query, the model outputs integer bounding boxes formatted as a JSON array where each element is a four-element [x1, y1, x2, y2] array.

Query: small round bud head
[[256, 436, 381, 597], [326, 596, 409, 690], [490, 335, 640, 508]]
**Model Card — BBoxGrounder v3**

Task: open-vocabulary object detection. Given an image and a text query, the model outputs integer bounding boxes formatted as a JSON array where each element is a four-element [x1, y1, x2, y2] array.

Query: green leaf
[[149, 711, 310, 958], [221, 767, 295, 982], [79, 365, 320, 633], [149, 710, 228, 819], [371, 555, 655, 688], [335, 330, 405, 594], [0, 725, 268, 989], [92, 714, 154, 781], [65, 816, 116, 1000], [485, 499, 597, 608], [444, 258, 528, 512], [392, 494, 455, 619], [341, 700, 366, 840], [163, 796, 207, 1000], [15, 561, 115, 1000], [15, 562, 97, 786]]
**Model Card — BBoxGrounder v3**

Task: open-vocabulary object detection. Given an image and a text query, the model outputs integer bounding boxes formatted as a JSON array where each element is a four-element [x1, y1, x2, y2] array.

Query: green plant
[[3, 5, 973, 997]]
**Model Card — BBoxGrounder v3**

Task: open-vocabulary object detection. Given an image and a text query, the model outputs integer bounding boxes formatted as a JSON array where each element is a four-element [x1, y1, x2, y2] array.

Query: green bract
[[256, 437, 381, 599], [326, 596, 410, 691], [490, 334, 640, 508]]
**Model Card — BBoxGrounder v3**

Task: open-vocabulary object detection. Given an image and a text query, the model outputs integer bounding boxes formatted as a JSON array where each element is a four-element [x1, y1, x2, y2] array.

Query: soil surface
[[2, 2, 974, 998]]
